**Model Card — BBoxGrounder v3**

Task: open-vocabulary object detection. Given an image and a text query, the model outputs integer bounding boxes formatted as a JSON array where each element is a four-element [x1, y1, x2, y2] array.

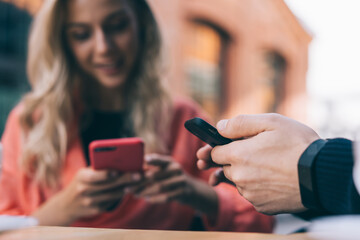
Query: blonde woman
[[0, 0, 273, 231]]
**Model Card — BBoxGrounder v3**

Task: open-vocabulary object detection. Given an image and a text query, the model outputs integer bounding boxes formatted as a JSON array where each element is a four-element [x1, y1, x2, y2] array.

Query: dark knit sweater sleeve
[[314, 138, 360, 214]]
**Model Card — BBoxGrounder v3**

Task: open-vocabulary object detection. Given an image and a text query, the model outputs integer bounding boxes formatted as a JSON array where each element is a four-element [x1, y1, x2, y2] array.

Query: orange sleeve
[[171, 98, 274, 232], [0, 106, 25, 215]]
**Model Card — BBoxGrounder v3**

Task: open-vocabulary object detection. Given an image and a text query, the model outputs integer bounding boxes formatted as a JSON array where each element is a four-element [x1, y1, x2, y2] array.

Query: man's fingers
[[196, 145, 222, 169], [196, 145, 212, 160], [211, 143, 236, 165], [197, 159, 222, 170], [211, 137, 258, 165], [209, 168, 235, 186], [216, 114, 279, 139], [197, 159, 209, 170], [209, 169, 222, 186]]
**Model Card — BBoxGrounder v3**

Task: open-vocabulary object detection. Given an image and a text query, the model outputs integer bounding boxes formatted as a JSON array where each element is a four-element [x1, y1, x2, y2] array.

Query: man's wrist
[[298, 139, 327, 210]]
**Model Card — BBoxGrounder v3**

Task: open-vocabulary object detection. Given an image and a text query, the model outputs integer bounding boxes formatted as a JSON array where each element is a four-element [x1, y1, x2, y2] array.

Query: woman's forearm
[[186, 178, 219, 219], [32, 193, 74, 226]]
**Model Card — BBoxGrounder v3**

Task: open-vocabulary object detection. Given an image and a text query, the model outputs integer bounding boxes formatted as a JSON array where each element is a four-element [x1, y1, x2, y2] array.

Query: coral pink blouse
[[0, 98, 273, 232]]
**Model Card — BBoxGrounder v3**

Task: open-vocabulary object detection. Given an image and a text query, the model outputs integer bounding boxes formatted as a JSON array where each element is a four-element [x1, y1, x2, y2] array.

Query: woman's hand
[[197, 113, 320, 214], [32, 167, 142, 226], [132, 154, 219, 219]]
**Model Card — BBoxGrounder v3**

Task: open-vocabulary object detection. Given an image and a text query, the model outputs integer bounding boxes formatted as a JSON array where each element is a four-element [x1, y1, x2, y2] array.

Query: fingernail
[[132, 173, 141, 181], [217, 120, 228, 131]]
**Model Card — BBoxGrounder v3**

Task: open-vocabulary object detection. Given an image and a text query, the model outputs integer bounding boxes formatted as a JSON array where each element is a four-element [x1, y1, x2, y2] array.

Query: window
[[184, 21, 229, 120], [258, 52, 286, 113]]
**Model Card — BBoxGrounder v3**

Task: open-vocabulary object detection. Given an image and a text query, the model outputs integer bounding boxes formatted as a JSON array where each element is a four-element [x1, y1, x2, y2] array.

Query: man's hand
[[197, 113, 320, 214]]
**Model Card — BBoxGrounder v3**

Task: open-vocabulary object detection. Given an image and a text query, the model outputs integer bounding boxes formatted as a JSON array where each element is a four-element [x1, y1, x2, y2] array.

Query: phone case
[[89, 137, 144, 172], [184, 117, 232, 147]]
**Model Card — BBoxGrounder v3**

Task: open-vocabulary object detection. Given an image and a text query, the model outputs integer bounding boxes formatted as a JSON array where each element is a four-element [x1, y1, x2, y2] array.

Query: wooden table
[[0, 226, 314, 240]]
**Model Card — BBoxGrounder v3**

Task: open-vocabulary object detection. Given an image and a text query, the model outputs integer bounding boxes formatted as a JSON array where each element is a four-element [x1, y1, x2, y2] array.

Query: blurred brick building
[[0, 0, 311, 136], [149, 0, 311, 121]]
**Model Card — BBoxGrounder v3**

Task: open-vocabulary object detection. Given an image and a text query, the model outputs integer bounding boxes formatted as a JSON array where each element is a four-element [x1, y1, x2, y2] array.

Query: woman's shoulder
[[4, 103, 24, 127], [1, 103, 24, 143], [172, 97, 208, 120]]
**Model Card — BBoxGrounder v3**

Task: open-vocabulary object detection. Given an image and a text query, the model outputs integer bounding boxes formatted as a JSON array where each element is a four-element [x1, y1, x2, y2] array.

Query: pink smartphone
[[89, 137, 144, 172]]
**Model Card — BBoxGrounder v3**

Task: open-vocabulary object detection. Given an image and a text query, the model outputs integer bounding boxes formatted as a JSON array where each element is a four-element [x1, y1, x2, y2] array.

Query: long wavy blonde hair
[[20, 0, 172, 188]]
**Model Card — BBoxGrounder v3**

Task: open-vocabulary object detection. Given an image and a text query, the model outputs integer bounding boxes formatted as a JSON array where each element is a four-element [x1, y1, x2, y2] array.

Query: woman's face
[[65, 0, 139, 89]]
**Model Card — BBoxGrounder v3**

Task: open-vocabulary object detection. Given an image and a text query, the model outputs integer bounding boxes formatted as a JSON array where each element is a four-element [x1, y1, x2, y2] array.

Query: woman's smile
[[94, 59, 125, 76]]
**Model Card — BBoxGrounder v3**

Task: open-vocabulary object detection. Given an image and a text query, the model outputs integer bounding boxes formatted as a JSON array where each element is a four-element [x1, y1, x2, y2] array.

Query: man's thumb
[[216, 114, 271, 139]]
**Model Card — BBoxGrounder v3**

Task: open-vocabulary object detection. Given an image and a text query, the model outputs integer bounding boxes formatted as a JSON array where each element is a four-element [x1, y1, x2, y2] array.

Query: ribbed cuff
[[314, 138, 360, 214]]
